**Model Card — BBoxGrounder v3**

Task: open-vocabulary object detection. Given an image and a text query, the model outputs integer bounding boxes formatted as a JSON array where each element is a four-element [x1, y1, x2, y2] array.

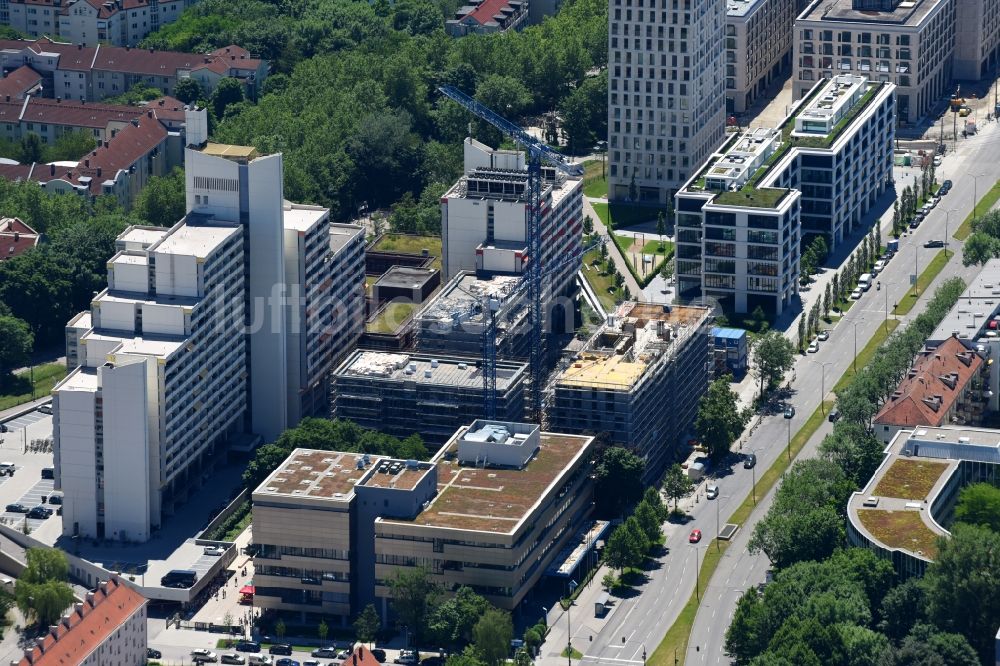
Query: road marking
[[582, 656, 644, 664]]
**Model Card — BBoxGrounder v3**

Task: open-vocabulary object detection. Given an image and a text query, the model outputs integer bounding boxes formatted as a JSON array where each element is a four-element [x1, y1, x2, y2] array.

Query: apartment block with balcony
[[607, 0, 726, 204], [252, 422, 595, 623], [4, 0, 196, 46], [725, 0, 796, 115], [793, 0, 953, 125], [675, 74, 895, 315]]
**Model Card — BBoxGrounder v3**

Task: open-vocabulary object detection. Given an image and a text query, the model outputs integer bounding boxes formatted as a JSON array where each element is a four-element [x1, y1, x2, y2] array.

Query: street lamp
[[807, 359, 834, 415], [642, 644, 647, 666], [750, 447, 760, 504], [594, 141, 607, 180], [691, 545, 702, 602]]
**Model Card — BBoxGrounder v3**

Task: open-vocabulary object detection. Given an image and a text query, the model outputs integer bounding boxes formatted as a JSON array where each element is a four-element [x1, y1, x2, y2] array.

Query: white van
[[858, 273, 873, 291]]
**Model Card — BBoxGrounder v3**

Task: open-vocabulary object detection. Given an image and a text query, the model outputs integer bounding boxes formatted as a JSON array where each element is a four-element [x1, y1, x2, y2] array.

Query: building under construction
[[549, 303, 713, 480], [414, 271, 531, 359], [331, 350, 527, 444]]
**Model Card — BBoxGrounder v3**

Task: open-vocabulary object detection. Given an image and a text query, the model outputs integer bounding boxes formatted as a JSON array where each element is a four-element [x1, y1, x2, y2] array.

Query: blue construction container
[[711, 327, 748, 378]]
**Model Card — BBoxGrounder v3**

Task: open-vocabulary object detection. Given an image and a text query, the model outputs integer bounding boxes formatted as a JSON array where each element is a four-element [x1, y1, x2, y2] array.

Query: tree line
[[138, 0, 608, 230], [726, 277, 993, 664]]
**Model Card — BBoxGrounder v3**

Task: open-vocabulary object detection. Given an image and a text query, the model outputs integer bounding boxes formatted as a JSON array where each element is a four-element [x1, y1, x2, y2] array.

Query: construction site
[[549, 303, 714, 480], [331, 350, 528, 444]]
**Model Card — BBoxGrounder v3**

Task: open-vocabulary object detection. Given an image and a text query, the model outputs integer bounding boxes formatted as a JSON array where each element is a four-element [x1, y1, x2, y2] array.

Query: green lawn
[[591, 202, 662, 229], [582, 159, 608, 198], [561, 647, 585, 659], [0, 363, 66, 412], [954, 180, 1000, 240], [641, 239, 674, 256], [371, 233, 442, 271], [892, 249, 952, 316], [581, 249, 621, 312], [367, 300, 417, 334]]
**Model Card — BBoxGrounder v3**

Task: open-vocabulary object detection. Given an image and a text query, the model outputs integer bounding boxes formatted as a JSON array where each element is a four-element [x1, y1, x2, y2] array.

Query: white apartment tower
[[441, 138, 584, 310], [608, 0, 726, 204], [55, 136, 358, 541]]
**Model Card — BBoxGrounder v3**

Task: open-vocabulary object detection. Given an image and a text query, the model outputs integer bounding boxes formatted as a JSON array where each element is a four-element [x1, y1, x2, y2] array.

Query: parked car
[[689, 529, 702, 543], [5, 503, 27, 513], [336, 650, 352, 660], [247, 657, 273, 666], [303, 661, 323, 666], [395, 650, 420, 665], [148, 648, 163, 659], [744, 453, 757, 469], [27, 506, 52, 519], [47, 494, 62, 505], [311, 649, 338, 658], [0, 423, 7, 433], [275, 660, 300, 666], [924, 239, 945, 248], [41, 467, 54, 480], [38, 404, 52, 415], [807, 341, 820, 353], [269, 646, 293, 657], [371, 649, 387, 663], [204, 545, 226, 556], [0, 462, 15, 474], [933, 155, 943, 166], [783, 405, 795, 419], [192, 650, 219, 663], [221, 655, 247, 665], [828, 408, 841, 423], [706, 484, 719, 500], [850, 287, 864, 300], [817, 330, 829, 341]]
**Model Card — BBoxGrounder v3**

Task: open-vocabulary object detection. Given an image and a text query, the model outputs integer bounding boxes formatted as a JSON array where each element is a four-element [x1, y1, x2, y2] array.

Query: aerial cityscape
[[0, 0, 998, 664]]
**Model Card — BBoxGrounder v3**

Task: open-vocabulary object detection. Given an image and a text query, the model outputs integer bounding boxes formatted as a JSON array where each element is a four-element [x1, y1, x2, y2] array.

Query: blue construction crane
[[438, 84, 585, 420]]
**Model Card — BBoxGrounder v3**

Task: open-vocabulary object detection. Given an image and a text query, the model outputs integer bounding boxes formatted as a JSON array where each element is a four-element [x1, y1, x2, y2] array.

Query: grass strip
[[581, 249, 620, 312], [892, 249, 952, 316], [0, 363, 67, 412], [832, 320, 901, 393], [953, 180, 1000, 240]]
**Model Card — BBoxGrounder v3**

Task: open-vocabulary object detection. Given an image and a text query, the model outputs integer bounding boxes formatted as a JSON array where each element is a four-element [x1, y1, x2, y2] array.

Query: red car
[[689, 529, 702, 543]]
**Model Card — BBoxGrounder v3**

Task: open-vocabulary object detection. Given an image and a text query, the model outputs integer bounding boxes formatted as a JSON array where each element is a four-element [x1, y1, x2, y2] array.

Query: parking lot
[[1, 410, 49, 432], [0, 478, 56, 531]]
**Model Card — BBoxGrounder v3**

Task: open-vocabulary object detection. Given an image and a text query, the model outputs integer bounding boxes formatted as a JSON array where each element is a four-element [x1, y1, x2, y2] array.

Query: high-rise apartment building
[[793, 0, 953, 125], [54, 133, 358, 542], [725, 0, 796, 114], [607, 0, 726, 204]]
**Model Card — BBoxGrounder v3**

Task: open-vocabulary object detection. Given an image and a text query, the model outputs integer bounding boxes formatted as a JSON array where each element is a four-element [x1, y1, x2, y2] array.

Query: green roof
[[687, 80, 886, 210]]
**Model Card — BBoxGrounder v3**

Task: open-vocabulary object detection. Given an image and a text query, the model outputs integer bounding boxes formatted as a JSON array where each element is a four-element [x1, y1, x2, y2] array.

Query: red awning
[[239, 585, 254, 595]]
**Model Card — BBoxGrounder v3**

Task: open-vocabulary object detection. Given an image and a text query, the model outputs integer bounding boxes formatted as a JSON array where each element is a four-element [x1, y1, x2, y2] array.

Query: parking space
[[1, 411, 49, 432], [189, 553, 224, 579], [1, 479, 56, 530]]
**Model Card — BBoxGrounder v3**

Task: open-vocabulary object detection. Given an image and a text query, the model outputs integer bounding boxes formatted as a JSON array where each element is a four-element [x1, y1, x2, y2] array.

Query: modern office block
[[252, 421, 595, 622], [793, 0, 953, 125], [607, 0, 726, 204], [675, 74, 895, 314], [331, 350, 527, 443], [549, 303, 712, 479]]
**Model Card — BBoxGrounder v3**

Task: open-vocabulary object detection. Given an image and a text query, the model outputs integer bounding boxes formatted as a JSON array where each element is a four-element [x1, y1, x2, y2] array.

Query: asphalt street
[[682, 117, 1000, 665], [571, 116, 1000, 666]]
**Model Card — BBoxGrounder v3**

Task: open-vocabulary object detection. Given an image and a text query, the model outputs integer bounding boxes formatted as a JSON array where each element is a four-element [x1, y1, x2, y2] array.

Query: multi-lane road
[[562, 118, 1000, 666]]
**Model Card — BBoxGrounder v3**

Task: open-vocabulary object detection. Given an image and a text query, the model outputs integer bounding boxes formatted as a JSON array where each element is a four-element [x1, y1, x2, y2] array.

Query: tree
[[797, 317, 806, 352], [15, 548, 75, 627], [642, 485, 668, 521], [633, 500, 662, 543], [751, 331, 795, 396], [427, 586, 488, 648], [44, 130, 97, 162], [922, 523, 1000, 663], [893, 623, 980, 666], [388, 566, 441, 641], [134, 167, 186, 227], [473, 608, 513, 666], [0, 315, 32, 378], [823, 283, 831, 318], [583, 215, 593, 236], [318, 618, 329, 642], [656, 211, 666, 248], [275, 618, 286, 639], [354, 603, 382, 645], [878, 578, 925, 643], [19, 133, 42, 163], [173, 77, 204, 105], [662, 463, 692, 510], [593, 446, 645, 517], [603, 521, 645, 574], [211, 77, 245, 119], [818, 420, 884, 487], [446, 646, 487, 666], [953, 482, 1000, 532], [695, 376, 750, 458], [961, 231, 1000, 266]]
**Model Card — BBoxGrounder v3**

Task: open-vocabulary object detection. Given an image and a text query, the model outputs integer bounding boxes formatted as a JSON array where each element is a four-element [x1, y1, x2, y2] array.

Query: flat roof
[[798, 0, 943, 26], [283, 202, 328, 233], [151, 220, 241, 260], [95, 288, 199, 309], [712, 326, 747, 339], [110, 252, 148, 267], [726, 0, 767, 17], [360, 459, 434, 492], [196, 142, 258, 161], [417, 272, 522, 325], [256, 449, 377, 501], [118, 226, 168, 247], [928, 259, 1000, 342], [375, 265, 438, 290], [81, 329, 184, 360], [336, 351, 525, 390], [55, 366, 99, 392], [329, 223, 364, 254], [392, 430, 592, 533]]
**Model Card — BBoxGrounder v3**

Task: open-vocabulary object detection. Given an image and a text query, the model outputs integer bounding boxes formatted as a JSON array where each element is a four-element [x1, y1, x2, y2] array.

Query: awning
[[239, 585, 255, 595]]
